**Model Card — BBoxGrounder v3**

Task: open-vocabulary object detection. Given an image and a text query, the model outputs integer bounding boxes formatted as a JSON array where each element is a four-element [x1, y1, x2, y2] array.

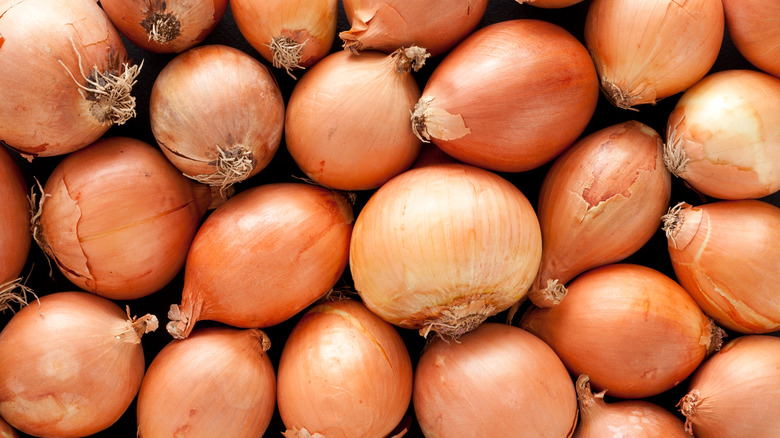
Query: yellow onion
[[662, 200, 780, 333], [277, 299, 412, 438], [99, 0, 228, 53], [0, 416, 15, 438], [664, 70, 780, 199], [517, 0, 585, 8], [0, 147, 30, 311], [285, 48, 424, 191], [167, 183, 353, 339], [150, 44, 285, 191], [137, 327, 276, 438], [350, 163, 542, 338], [722, 0, 780, 78], [521, 264, 724, 399], [340, 0, 488, 57], [0, 291, 157, 437], [34, 137, 214, 300], [411, 19, 598, 172], [584, 0, 724, 109], [0, 0, 141, 158]]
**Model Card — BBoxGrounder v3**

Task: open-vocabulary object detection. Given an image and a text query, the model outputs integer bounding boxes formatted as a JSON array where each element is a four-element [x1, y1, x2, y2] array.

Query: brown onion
[[277, 299, 412, 438], [0, 291, 157, 437], [522, 264, 724, 399], [0, 0, 140, 157], [167, 183, 353, 338], [722, 0, 780, 78], [411, 19, 598, 172], [137, 327, 276, 438], [414, 322, 578, 437], [0, 147, 30, 311]]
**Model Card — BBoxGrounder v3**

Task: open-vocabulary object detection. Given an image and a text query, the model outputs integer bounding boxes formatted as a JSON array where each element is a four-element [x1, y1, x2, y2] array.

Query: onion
[[584, 0, 724, 109], [285, 48, 424, 191], [678, 335, 780, 438], [662, 200, 780, 333], [137, 327, 276, 438], [664, 70, 780, 199], [414, 322, 578, 437], [99, 0, 228, 53], [0, 291, 157, 437], [350, 163, 542, 338], [277, 299, 412, 438], [150, 44, 285, 191], [340, 0, 488, 57], [34, 137, 214, 300], [521, 263, 724, 399], [0, 0, 141, 158], [167, 182, 353, 339], [722, 0, 780, 78], [411, 19, 598, 173], [516, 0, 585, 8], [0, 147, 30, 312]]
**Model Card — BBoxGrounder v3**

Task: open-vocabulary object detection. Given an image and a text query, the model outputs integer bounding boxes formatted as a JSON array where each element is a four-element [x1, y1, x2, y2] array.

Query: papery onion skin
[[414, 323, 578, 438], [0, 291, 156, 438], [664, 70, 780, 199], [137, 327, 276, 438], [722, 0, 780, 78], [517, 0, 585, 8], [0, 147, 30, 286], [522, 264, 722, 399]]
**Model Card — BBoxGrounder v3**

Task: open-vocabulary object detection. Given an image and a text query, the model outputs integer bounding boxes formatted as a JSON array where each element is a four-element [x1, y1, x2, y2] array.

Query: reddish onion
[[0, 291, 157, 437], [414, 322, 578, 437], [411, 19, 598, 172], [722, 0, 780, 78], [0, 146, 30, 310], [137, 327, 276, 438]]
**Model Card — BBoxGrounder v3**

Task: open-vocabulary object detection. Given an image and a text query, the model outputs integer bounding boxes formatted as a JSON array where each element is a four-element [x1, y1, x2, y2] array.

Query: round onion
[[0, 0, 140, 157], [414, 322, 578, 437], [722, 0, 780, 78], [411, 19, 598, 172], [137, 327, 276, 438], [664, 69, 780, 199], [0, 291, 157, 437], [521, 263, 724, 399], [0, 146, 30, 310]]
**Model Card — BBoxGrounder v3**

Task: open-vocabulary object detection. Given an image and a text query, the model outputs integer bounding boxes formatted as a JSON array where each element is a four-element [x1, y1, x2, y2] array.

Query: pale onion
[[0, 0, 141, 158], [521, 263, 724, 399], [0, 146, 30, 311], [411, 19, 598, 172], [678, 335, 780, 438], [167, 183, 353, 339], [0, 416, 15, 438], [99, 0, 228, 53], [517, 0, 585, 8], [137, 327, 276, 438], [662, 200, 780, 333], [285, 48, 424, 191], [150, 44, 285, 191], [664, 70, 780, 199], [350, 163, 542, 338], [573, 374, 688, 437], [231, 0, 338, 76], [414, 323, 578, 438], [584, 0, 724, 109], [0, 291, 157, 438], [277, 299, 412, 438], [722, 0, 780, 78], [340, 0, 488, 57], [34, 137, 214, 300]]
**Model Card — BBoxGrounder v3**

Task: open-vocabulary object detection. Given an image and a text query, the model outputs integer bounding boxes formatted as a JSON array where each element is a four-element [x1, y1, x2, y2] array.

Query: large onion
[[722, 0, 780, 78], [0, 147, 30, 310]]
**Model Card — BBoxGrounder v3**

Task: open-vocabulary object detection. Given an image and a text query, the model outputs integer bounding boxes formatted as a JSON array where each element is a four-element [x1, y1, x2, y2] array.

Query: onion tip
[[267, 36, 306, 79], [282, 426, 326, 438], [575, 374, 606, 410], [676, 389, 701, 435], [392, 46, 430, 73], [661, 202, 690, 249], [411, 96, 434, 143], [0, 278, 35, 314], [527, 279, 567, 308], [183, 145, 254, 197], [663, 121, 689, 178], [704, 319, 726, 355], [141, 10, 182, 44], [166, 304, 190, 340], [417, 299, 496, 340]]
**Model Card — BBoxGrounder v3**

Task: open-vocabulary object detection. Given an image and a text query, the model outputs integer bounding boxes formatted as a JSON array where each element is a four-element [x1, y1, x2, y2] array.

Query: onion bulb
[[522, 263, 724, 399], [517, 0, 585, 8], [664, 70, 780, 199], [414, 323, 578, 438], [0, 0, 141, 157], [584, 0, 724, 109], [0, 146, 30, 311], [167, 183, 353, 339], [137, 327, 276, 438], [277, 299, 412, 438], [722, 0, 780, 78], [0, 291, 157, 438], [350, 163, 542, 338], [411, 19, 598, 172], [662, 200, 780, 333]]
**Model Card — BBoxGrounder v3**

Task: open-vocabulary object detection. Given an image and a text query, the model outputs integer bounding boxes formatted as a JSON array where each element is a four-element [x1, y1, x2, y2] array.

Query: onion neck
[[114, 307, 159, 344], [662, 202, 701, 250], [677, 389, 701, 435], [527, 279, 567, 308], [281, 426, 326, 438], [141, 10, 182, 44], [663, 122, 689, 178], [416, 297, 496, 339], [576, 374, 607, 419], [704, 319, 726, 355], [390, 46, 430, 74], [269, 35, 306, 78], [184, 144, 252, 202]]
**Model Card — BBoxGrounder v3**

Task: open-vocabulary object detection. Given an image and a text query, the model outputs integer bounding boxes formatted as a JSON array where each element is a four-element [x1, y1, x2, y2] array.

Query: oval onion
[[0, 146, 30, 308], [722, 0, 780, 78]]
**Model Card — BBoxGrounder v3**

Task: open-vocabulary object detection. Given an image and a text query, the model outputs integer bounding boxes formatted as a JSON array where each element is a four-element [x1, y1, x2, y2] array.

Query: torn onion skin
[[722, 0, 780, 78], [0, 146, 29, 286]]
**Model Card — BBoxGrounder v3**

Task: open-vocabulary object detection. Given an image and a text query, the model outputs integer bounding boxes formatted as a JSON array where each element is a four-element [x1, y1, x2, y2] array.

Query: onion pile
[[722, 0, 780, 78], [0, 146, 30, 312]]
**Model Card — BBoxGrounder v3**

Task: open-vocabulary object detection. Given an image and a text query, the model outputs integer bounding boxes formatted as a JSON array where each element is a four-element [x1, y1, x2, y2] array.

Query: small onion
[[0, 291, 157, 437], [517, 0, 585, 8], [664, 70, 780, 200], [411, 19, 598, 172], [0, 146, 30, 310], [722, 0, 780, 78], [414, 323, 578, 438], [137, 327, 276, 438], [277, 299, 412, 438]]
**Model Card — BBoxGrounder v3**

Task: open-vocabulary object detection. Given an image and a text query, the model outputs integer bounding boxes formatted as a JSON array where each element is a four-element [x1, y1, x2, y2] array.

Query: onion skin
[[414, 323, 578, 438], [137, 327, 276, 438], [522, 264, 723, 399], [722, 0, 780, 78], [277, 299, 412, 438], [0, 147, 29, 286]]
